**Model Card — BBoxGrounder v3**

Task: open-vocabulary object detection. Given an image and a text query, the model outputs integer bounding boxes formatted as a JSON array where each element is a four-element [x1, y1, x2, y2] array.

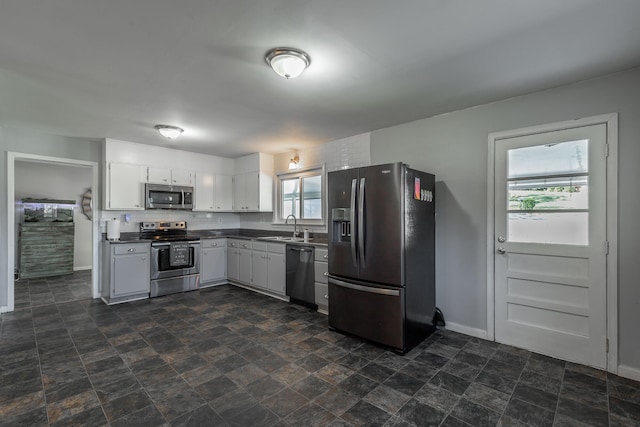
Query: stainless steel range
[[140, 221, 200, 297]]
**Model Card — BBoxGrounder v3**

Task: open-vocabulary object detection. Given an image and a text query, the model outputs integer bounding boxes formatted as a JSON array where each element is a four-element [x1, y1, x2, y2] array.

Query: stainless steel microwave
[[145, 184, 193, 210]]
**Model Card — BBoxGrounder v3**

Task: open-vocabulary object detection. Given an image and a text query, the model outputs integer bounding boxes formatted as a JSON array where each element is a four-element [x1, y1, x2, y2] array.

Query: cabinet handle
[[323, 272, 329, 276], [141, 257, 146, 261], [323, 254, 328, 259], [212, 243, 217, 246], [324, 294, 328, 300], [128, 248, 136, 252]]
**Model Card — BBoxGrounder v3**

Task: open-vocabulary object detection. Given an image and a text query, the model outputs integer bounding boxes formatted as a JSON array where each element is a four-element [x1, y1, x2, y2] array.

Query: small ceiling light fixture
[[154, 125, 184, 139], [265, 47, 311, 79], [289, 155, 300, 170]]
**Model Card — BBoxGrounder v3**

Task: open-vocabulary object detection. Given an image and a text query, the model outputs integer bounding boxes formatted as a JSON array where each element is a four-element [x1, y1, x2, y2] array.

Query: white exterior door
[[493, 124, 608, 368]]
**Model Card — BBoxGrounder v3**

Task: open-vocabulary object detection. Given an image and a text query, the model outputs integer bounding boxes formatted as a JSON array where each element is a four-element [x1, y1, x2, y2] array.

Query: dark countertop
[[105, 228, 328, 247]]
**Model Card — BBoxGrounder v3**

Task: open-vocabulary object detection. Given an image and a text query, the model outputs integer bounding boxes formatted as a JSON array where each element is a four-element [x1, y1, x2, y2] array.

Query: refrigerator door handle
[[358, 177, 366, 267], [350, 178, 358, 267], [329, 277, 400, 296]]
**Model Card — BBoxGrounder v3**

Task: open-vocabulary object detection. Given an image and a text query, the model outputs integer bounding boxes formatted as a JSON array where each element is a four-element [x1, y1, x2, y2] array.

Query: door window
[[507, 139, 589, 245]]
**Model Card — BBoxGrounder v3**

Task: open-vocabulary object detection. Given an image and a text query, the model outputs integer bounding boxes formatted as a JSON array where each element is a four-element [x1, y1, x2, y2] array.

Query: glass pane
[[281, 178, 300, 219], [302, 175, 322, 219], [508, 139, 588, 178], [508, 177, 588, 210], [508, 212, 588, 245]]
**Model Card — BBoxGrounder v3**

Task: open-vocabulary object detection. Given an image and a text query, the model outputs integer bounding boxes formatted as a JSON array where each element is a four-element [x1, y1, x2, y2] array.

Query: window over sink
[[275, 165, 325, 225]]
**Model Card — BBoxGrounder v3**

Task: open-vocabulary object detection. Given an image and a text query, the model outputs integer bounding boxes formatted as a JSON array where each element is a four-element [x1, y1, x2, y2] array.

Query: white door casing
[[4, 153, 101, 313], [487, 114, 618, 372]]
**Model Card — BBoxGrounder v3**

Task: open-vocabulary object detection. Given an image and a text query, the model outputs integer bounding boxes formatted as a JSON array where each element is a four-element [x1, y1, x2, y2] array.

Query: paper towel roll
[[107, 219, 121, 241]]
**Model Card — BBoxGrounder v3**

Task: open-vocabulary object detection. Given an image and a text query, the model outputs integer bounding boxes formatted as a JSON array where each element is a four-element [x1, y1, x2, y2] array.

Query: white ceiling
[[1, 0, 639, 158]]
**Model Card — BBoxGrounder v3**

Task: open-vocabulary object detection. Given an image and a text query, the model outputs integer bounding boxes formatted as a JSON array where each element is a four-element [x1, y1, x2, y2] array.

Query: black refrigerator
[[327, 162, 436, 354]]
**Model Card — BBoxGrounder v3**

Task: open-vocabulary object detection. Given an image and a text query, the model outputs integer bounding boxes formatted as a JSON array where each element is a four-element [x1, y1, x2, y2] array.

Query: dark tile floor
[[1, 285, 639, 426], [14, 270, 93, 309]]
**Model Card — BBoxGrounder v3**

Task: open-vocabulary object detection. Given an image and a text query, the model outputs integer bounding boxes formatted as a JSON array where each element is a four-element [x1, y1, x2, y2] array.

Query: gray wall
[[370, 67, 640, 370], [0, 127, 101, 306]]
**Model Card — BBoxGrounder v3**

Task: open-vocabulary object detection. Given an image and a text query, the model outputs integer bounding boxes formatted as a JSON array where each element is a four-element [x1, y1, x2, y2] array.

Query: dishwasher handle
[[288, 246, 313, 252]]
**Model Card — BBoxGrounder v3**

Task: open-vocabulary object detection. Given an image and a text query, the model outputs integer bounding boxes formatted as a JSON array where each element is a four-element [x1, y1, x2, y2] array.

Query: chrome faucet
[[285, 214, 298, 238]]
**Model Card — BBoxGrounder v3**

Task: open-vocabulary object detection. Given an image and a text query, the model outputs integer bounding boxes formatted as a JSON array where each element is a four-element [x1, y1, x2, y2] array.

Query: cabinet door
[[108, 163, 145, 210], [233, 173, 246, 211], [112, 253, 149, 297], [147, 166, 171, 184], [215, 174, 234, 211], [251, 251, 267, 288], [245, 172, 260, 211], [202, 246, 226, 283], [267, 252, 285, 294], [227, 245, 239, 281], [238, 247, 252, 283], [171, 168, 193, 185], [194, 171, 215, 211]]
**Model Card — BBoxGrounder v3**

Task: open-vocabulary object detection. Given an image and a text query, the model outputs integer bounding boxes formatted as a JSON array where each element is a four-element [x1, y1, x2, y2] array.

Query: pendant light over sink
[[265, 47, 311, 79], [154, 124, 184, 139]]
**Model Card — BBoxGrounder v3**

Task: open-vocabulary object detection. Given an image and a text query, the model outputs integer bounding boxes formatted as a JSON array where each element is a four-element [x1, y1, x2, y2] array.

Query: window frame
[[274, 164, 326, 226]]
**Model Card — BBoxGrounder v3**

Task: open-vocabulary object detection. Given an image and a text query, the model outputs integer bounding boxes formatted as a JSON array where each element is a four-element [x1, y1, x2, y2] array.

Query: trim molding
[[444, 322, 489, 340], [618, 365, 640, 382]]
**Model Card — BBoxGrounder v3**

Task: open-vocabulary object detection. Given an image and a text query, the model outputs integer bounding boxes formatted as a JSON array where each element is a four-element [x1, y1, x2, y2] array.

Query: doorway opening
[[4, 153, 100, 312]]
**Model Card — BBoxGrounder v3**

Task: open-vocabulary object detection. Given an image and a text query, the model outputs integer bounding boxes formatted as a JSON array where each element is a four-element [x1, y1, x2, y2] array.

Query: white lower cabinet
[[102, 242, 150, 304], [251, 244, 268, 289], [238, 242, 252, 284], [227, 239, 241, 282], [251, 242, 285, 295], [314, 248, 329, 313], [201, 239, 226, 286], [266, 245, 285, 295], [229, 240, 252, 284]]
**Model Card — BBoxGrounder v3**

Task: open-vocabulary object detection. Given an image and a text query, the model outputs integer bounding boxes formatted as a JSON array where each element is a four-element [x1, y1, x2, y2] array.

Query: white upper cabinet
[[194, 171, 215, 211], [214, 174, 234, 211], [170, 168, 193, 186], [105, 162, 145, 210], [194, 172, 234, 211], [147, 167, 193, 186], [233, 153, 273, 212]]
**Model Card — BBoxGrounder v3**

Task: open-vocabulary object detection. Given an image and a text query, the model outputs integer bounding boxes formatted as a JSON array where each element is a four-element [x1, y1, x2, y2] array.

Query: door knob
[[497, 248, 506, 254], [497, 236, 506, 243]]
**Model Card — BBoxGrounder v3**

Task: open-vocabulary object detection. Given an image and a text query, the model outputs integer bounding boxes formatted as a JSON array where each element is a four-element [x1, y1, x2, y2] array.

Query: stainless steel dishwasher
[[286, 244, 317, 309]]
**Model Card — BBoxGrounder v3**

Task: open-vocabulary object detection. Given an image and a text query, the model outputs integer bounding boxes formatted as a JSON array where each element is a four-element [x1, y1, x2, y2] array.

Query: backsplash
[[99, 210, 241, 233], [274, 132, 371, 173]]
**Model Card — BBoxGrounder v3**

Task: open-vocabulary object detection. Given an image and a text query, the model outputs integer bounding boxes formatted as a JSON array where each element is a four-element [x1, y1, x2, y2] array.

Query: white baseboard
[[618, 364, 640, 382], [73, 266, 92, 271], [444, 322, 489, 340], [0, 305, 9, 313]]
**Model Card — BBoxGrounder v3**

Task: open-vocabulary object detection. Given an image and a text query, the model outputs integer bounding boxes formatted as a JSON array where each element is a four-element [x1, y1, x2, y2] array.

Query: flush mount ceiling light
[[154, 125, 184, 139], [265, 47, 311, 79], [289, 155, 300, 170]]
